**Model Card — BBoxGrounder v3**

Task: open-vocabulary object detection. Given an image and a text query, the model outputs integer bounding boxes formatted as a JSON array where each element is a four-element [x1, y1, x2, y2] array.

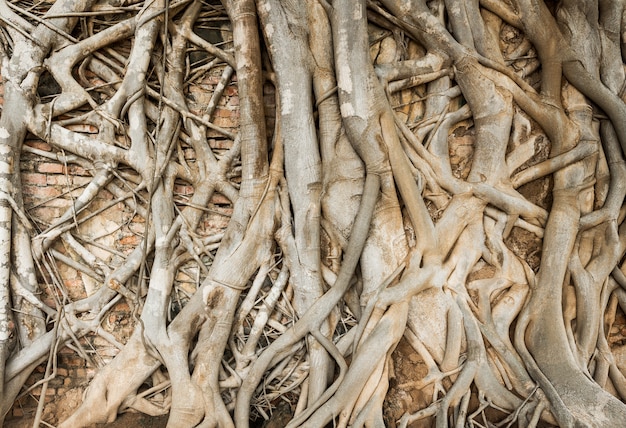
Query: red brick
[[58, 346, 76, 355], [98, 348, 119, 357], [25, 140, 52, 151], [46, 175, 62, 185], [21, 172, 47, 186], [113, 301, 131, 312], [129, 221, 147, 235], [29, 386, 56, 396], [48, 175, 77, 187], [208, 139, 233, 149], [203, 216, 230, 233], [213, 116, 237, 128], [23, 185, 62, 198], [60, 356, 85, 367], [119, 235, 140, 246], [37, 163, 65, 174], [131, 214, 145, 223], [39, 198, 72, 209], [210, 193, 231, 205], [50, 377, 65, 387], [98, 188, 115, 200], [63, 278, 85, 290], [215, 107, 234, 118], [174, 184, 194, 195], [41, 296, 57, 308], [66, 124, 98, 133], [69, 165, 89, 176], [28, 206, 64, 220]]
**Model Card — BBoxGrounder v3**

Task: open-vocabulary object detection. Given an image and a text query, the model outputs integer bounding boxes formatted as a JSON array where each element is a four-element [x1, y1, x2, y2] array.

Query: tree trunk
[[2, 0, 626, 427]]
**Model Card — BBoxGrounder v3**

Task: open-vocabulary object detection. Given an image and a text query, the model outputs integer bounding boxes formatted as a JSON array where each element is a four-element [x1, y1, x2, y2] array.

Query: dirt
[[4, 387, 168, 428], [4, 413, 168, 428], [383, 337, 432, 428]]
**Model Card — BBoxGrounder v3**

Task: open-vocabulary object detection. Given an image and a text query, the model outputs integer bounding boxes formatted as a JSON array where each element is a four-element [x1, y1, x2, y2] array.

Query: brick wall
[[5, 66, 267, 425]]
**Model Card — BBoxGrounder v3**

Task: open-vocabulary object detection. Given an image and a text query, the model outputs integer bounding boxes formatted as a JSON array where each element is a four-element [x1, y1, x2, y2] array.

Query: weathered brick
[[63, 279, 86, 299], [203, 216, 230, 234], [46, 175, 62, 186], [22, 172, 48, 186], [206, 75, 221, 85], [119, 234, 141, 246], [24, 140, 53, 151], [74, 368, 87, 378], [174, 184, 194, 196], [208, 138, 233, 149], [58, 347, 77, 355], [215, 107, 234, 118], [69, 165, 89, 176], [23, 185, 62, 199], [59, 355, 86, 367], [210, 193, 231, 205], [213, 116, 237, 128], [66, 124, 98, 133], [98, 188, 115, 200], [28, 207, 63, 222], [29, 386, 56, 396], [129, 221, 147, 235], [44, 198, 73, 209], [9, 45, 250, 422], [97, 347, 120, 357], [113, 301, 131, 312], [37, 163, 65, 174]]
